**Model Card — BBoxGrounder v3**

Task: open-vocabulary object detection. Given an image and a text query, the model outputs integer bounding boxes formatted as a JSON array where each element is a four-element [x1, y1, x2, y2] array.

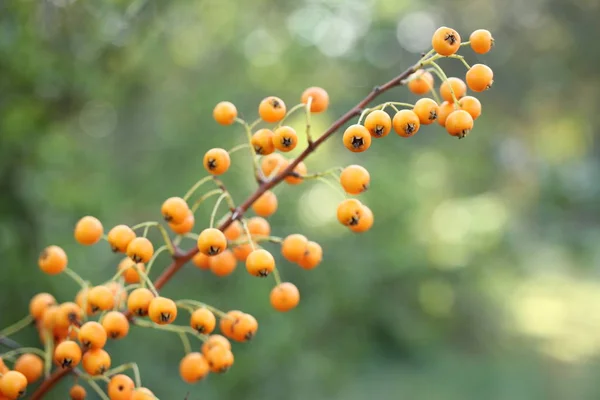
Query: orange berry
[[343, 124, 371, 153], [301, 86, 329, 113], [192, 251, 211, 270], [223, 220, 243, 241], [78, 321, 107, 350], [117, 257, 145, 284], [337, 198, 364, 227], [213, 101, 237, 126], [273, 126, 298, 152], [55, 302, 83, 330], [457, 96, 482, 120], [413, 98, 440, 125], [231, 313, 258, 342], [445, 109, 474, 138], [232, 242, 254, 262], [0, 358, 8, 374], [246, 249, 275, 277], [105, 282, 127, 306], [0, 370, 27, 399], [190, 308, 216, 334], [219, 310, 243, 338], [74, 216, 103, 246], [349, 204, 374, 233], [13, 353, 43, 384], [148, 296, 177, 325], [247, 217, 270, 237], [108, 374, 135, 400], [281, 234, 308, 263], [127, 288, 155, 317], [40, 305, 59, 331], [197, 228, 227, 256], [298, 241, 322, 270], [465, 63, 494, 92], [284, 161, 307, 185], [38, 245, 67, 275], [101, 311, 129, 340], [87, 286, 114, 313], [436, 101, 456, 127], [469, 29, 494, 54], [258, 96, 286, 123], [74, 288, 93, 315], [432, 26, 461, 56], [252, 190, 278, 217], [251, 129, 275, 155], [69, 384, 86, 400], [126, 237, 154, 263], [54, 340, 82, 369], [132, 388, 155, 400], [364, 110, 392, 138], [201, 334, 231, 356], [440, 77, 467, 102], [260, 153, 288, 178], [209, 249, 237, 277], [107, 225, 136, 253], [270, 282, 300, 312], [339, 165, 370, 195], [205, 345, 234, 373], [82, 348, 111, 376], [29, 293, 56, 320], [392, 109, 420, 138], [408, 70, 434, 95], [179, 352, 210, 383], [169, 211, 195, 235], [161, 197, 189, 224], [203, 148, 231, 175]]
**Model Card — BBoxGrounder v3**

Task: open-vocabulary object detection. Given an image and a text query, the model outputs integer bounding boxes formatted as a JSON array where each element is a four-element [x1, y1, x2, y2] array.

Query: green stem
[[237, 119, 262, 182], [276, 103, 304, 128], [176, 300, 228, 319], [449, 54, 471, 70], [100, 362, 142, 388], [134, 264, 159, 297], [133, 319, 208, 342], [426, 60, 459, 104], [229, 235, 282, 246], [227, 143, 250, 155], [130, 222, 174, 255], [300, 167, 343, 180], [190, 189, 222, 213], [240, 219, 256, 251], [43, 330, 53, 378], [79, 374, 110, 400], [64, 268, 88, 289], [248, 118, 262, 130], [317, 176, 347, 199], [182, 176, 213, 202], [209, 193, 230, 228], [272, 268, 282, 286], [305, 97, 313, 143], [0, 347, 46, 361], [144, 245, 168, 278], [0, 315, 33, 338], [178, 332, 192, 355]]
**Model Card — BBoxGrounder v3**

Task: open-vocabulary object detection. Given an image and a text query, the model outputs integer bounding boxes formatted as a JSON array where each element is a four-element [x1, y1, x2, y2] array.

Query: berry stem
[[134, 264, 159, 297], [144, 244, 169, 279], [133, 319, 208, 342], [449, 54, 471, 69], [229, 235, 282, 246], [300, 166, 343, 180], [227, 143, 250, 155], [317, 176, 347, 199], [42, 330, 54, 379], [272, 267, 282, 286], [209, 193, 230, 228], [0, 314, 33, 339], [276, 103, 304, 128], [178, 332, 192, 355], [426, 60, 459, 105], [305, 97, 313, 145], [240, 219, 256, 251], [176, 300, 228, 319], [0, 346, 46, 360], [236, 119, 264, 183], [190, 189, 222, 213], [131, 222, 175, 255], [63, 267, 89, 290], [182, 176, 213, 202], [77, 371, 110, 400]]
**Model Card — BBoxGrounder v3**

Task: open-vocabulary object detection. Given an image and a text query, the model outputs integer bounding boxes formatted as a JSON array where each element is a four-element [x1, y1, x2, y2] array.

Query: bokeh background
[[2, 0, 600, 399]]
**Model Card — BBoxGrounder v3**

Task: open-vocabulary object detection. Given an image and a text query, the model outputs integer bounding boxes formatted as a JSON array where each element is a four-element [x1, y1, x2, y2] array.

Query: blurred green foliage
[[2, 0, 600, 399]]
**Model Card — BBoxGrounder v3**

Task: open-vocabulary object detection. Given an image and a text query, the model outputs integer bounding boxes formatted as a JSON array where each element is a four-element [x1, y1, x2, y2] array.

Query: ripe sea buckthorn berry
[[132, 388, 155, 400], [458, 96, 482, 120], [301, 86, 329, 113], [75, 288, 93, 315], [202, 334, 231, 357], [470, 29, 494, 54], [41, 305, 59, 331], [223, 220, 243, 241], [101, 311, 130, 339], [340, 165, 370, 195], [148, 296, 177, 325], [466, 63, 494, 92], [107, 225, 136, 253], [105, 282, 127, 305], [440, 77, 467, 102], [29, 293, 56, 320], [108, 374, 135, 400], [82, 348, 111, 375], [260, 153, 288, 178], [38, 245, 67, 275], [437, 101, 456, 127], [270, 282, 300, 312], [252, 190, 278, 217], [14, 354, 43, 384], [349, 205, 374, 233], [197, 228, 227, 256], [273, 126, 298, 152], [54, 340, 82, 369], [127, 288, 155, 317], [209, 250, 238, 277], [232, 242, 254, 262], [251, 129, 275, 155], [190, 308, 216, 334], [205, 345, 234, 373], [78, 321, 107, 350], [118, 257, 145, 284], [180, 352, 210, 383], [231, 313, 258, 342], [219, 310, 243, 338], [445, 109, 474, 138], [192, 252, 211, 270], [126, 237, 154, 263], [259, 96, 286, 123], [161, 197, 189, 224], [364, 110, 392, 138], [285, 161, 307, 185], [74, 216, 103, 246], [169, 211, 195, 235], [392, 109, 420, 138], [0, 370, 27, 399], [343, 124, 371, 153], [432, 26, 461, 56], [55, 302, 83, 330], [246, 249, 275, 277], [69, 384, 86, 400], [408, 70, 434, 95], [87, 286, 114, 313], [298, 241, 323, 270], [413, 98, 440, 125], [247, 217, 270, 237], [203, 148, 231, 175], [213, 101, 237, 126], [281, 234, 308, 263], [337, 199, 364, 226]]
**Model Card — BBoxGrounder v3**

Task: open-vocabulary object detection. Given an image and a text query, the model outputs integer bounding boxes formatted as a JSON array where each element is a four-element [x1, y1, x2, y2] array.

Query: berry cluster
[[0, 25, 495, 400]]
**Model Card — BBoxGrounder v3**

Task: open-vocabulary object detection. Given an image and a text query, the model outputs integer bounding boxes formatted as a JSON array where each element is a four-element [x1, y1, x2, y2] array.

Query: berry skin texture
[[192, 252, 211, 270], [392, 109, 421, 138], [197, 228, 227, 256], [201, 334, 231, 356], [54, 340, 82, 369], [169, 211, 195, 235], [132, 388, 155, 400], [470, 29, 494, 54], [126, 237, 154, 263], [190, 308, 216, 334], [364, 110, 392, 138], [213, 101, 237, 126], [408, 70, 434, 95], [445, 110, 474, 138], [55, 302, 83, 330], [273, 126, 298, 152], [161, 197, 189, 224], [466, 64, 494, 92], [246, 249, 276, 277], [301, 87, 329, 113], [247, 217, 271, 237], [0, 370, 28, 399], [107, 225, 136, 253], [29, 293, 56, 320], [148, 296, 178, 325], [82, 348, 111, 376], [349, 205, 374, 233], [203, 148, 231, 175], [38, 245, 68, 275], [281, 234, 308, 263], [78, 321, 107, 350], [69, 384, 86, 400], [458, 96, 482, 120], [259, 96, 286, 123], [223, 220, 243, 241], [298, 241, 323, 270], [343, 124, 372, 153], [14, 353, 43, 384], [74, 216, 103, 246], [180, 352, 210, 383], [252, 190, 278, 217], [413, 98, 440, 125], [108, 374, 135, 400], [231, 313, 258, 342], [440, 77, 467, 102], [232, 242, 254, 262], [270, 282, 300, 312], [87, 286, 115, 313], [209, 249, 238, 277], [285, 161, 307, 185], [118, 257, 145, 284], [205, 344, 234, 373], [219, 310, 243, 338], [101, 311, 130, 339], [340, 165, 370, 195], [260, 153, 288, 178], [337, 199, 364, 226], [432, 26, 461, 56], [251, 129, 275, 155], [436, 101, 456, 127], [127, 288, 155, 317]]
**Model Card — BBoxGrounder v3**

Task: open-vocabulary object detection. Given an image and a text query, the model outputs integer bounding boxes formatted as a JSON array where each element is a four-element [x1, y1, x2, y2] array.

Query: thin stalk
[[240, 219, 256, 251], [178, 332, 192, 355], [182, 176, 213, 202], [134, 264, 159, 296], [209, 193, 230, 228], [144, 245, 168, 278], [133, 319, 208, 342], [0, 347, 46, 360], [305, 97, 313, 144], [0, 315, 33, 338], [276, 103, 305, 128], [64, 268, 88, 289], [190, 189, 222, 213], [272, 268, 282, 286], [317, 176, 347, 199], [227, 143, 250, 155]]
